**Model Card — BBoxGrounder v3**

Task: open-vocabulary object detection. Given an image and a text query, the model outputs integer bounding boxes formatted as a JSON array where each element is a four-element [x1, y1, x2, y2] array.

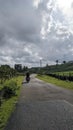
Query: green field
[[37, 75, 73, 90], [0, 76, 24, 130], [53, 71, 73, 76]]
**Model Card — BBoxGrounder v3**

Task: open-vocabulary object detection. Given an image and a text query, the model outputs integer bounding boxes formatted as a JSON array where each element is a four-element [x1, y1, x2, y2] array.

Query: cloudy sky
[[0, 0, 73, 67]]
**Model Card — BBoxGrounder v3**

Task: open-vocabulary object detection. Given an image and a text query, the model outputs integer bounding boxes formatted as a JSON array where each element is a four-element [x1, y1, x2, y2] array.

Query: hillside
[[29, 62, 73, 74], [42, 62, 73, 73], [41, 62, 73, 74]]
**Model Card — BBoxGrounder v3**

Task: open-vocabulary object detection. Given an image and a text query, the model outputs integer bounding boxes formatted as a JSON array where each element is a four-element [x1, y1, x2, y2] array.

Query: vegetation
[[53, 71, 73, 76], [33, 62, 73, 82], [0, 65, 16, 84], [14, 64, 28, 73], [2, 81, 18, 99], [0, 61, 73, 130], [37, 75, 73, 90], [0, 76, 24, 130], [0, 64, 26, 130], [47, 72, 73, 82], [29, 62, 73, 75]]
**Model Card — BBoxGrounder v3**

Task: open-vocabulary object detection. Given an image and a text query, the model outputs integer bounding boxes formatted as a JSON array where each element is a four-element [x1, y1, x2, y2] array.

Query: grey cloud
[[0, 0, 41, 45], [0, 0, 73, 67], [71, 2, 73, 8], [38, 0, 55, 13], [52, 7, 65, 23]]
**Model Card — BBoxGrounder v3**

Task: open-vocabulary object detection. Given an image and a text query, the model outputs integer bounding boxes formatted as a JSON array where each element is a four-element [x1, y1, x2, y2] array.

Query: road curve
[[5, 75, 73, 130]]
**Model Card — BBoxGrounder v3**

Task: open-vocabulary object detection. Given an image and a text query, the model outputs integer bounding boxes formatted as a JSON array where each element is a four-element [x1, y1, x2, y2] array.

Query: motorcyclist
[[26, 72, 30, 83]]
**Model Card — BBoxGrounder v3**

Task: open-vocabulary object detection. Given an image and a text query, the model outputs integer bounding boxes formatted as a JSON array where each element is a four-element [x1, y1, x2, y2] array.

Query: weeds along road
[[5, 74, 73, 130]]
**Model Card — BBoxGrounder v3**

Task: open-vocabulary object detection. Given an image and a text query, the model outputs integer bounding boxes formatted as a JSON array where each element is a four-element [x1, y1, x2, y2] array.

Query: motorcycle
[[26, 76, 30, 83]]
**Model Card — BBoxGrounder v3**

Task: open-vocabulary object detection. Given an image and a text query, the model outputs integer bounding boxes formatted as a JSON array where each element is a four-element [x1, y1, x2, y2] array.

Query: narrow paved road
[[5, 75, 73, 130]]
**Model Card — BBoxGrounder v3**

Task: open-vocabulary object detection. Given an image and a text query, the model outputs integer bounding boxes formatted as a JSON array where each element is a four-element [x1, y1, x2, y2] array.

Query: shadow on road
[[22, 81, 30, 84]]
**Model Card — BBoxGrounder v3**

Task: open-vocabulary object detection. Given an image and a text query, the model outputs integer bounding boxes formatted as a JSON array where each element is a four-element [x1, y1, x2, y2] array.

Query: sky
[[0, 0, 73, 67]]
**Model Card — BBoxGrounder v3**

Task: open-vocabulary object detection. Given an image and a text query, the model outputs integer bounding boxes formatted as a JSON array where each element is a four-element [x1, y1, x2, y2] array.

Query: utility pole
[[40, 59, 42, 68], [39, 59, 42, 74]]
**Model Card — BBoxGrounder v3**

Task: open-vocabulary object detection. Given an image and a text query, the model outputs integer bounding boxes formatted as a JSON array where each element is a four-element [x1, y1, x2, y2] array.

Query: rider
[[26, 72, 30, 82]]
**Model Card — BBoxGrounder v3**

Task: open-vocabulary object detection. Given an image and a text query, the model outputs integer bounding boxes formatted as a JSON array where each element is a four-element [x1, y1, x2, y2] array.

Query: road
[[5, 75, 73, 130]]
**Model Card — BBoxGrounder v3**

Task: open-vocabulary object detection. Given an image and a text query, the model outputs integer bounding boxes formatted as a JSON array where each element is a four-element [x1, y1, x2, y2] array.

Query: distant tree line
[[14, 64, 28, 73], [0, 64, 29, 84], [0, 65, 17, 84]]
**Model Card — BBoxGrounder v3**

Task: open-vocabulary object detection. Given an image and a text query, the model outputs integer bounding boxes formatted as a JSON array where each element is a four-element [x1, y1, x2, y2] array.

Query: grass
[[54, 71, 73, 76], [0, 76, 24, 130], [37, 75, 73, 90], [0, 85, 3, 91]]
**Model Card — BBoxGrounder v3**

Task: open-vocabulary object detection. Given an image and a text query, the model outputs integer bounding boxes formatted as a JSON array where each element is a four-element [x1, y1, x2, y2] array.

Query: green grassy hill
[[29, 62, 73, 74], [42, 63, 73, 73], [40, 62, 73, 74]]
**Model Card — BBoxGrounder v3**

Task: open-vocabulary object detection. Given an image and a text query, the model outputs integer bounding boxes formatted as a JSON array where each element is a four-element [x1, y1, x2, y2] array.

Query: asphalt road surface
[[5, 75, 73, 130]]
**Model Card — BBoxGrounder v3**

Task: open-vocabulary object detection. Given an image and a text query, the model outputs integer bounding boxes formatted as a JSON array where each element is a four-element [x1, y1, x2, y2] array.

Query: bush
[[2, 81, 18, 99]]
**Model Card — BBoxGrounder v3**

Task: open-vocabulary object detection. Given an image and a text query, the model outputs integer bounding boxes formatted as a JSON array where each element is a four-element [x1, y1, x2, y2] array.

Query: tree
[[63, 61, 66, 64], [23, 66, 28, 72], [56, 60, 59, 65], [0, 65, 16, 83], [14, 64, 22, 72]]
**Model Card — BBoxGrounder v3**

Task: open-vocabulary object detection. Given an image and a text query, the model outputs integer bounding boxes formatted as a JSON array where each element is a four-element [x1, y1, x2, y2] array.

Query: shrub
[[2, 81, 18, 99]]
